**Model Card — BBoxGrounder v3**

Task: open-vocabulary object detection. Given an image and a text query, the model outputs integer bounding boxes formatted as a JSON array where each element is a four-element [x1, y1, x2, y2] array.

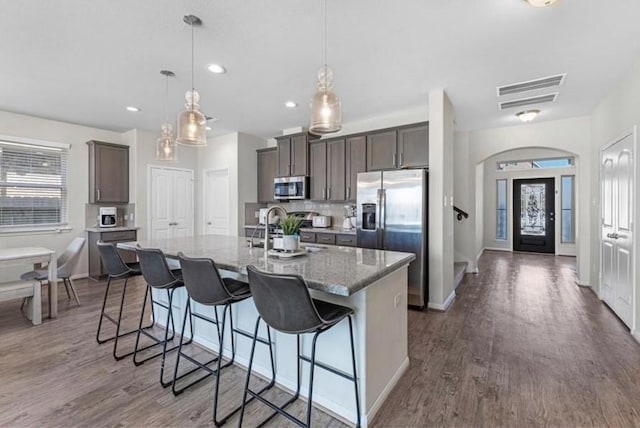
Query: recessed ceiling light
[[285, 101, 298, 108], [524, 0, 559, 7], [516, 109, 540, 122], [126, 106, 141, 112], [207, 64, 226, 74]]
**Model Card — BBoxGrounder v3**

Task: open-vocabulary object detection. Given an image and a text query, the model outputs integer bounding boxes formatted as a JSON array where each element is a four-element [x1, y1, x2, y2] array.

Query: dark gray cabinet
[[366, 131, 397, 171], [316, 233, 336, 245], [366, 123, 429, 171], [88, 229, 137, 280], [398, 124, 429, 168], [299, 231, 316, 243], [345, 136, 366, 201], [257, 148, 278, 203], [336, 234, 356, 247], [87, 141, 129, 203], [309, 139, 346, 201], [276, 133, 308, 177]]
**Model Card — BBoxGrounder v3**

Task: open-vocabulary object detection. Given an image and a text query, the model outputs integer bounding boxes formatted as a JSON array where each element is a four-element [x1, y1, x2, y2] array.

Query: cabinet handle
[[96, 188, 101, 201], [291, 162, 294, 174], [322, 188, 326, 199], [392, 153, 397, 167], [399, 152, 404, 167], [346, 187, 350, 200], [328, 188, 331, 199]]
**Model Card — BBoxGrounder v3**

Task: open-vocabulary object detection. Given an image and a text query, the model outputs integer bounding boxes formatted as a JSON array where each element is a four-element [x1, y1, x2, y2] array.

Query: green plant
[[279, 215, 303, 235]]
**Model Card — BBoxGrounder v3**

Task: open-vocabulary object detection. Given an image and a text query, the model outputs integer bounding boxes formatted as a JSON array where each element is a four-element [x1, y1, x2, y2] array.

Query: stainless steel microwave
[[274, 176, 308, 201]]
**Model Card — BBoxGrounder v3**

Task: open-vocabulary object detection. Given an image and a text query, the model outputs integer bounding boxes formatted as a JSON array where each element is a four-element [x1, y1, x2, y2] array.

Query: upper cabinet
[[257, 148, 278, 203], [345, 136, 366, 201], [87, 141, 129, 203], [276, 133, 308, 177], [309, 139, 346, 201], [366, 123, 429, 171], [398, 124, 429, 168]]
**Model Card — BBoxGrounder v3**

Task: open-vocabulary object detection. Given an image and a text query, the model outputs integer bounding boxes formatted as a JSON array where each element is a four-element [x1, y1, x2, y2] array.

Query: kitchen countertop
[[85, 226, 140, 233], [244, 224, 357, 236], [118, 234, 414, 296]]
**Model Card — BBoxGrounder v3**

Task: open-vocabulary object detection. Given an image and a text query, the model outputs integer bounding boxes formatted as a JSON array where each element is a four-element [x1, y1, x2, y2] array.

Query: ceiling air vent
[[497, 74, 566, 97], [499, 93, 558, 110]]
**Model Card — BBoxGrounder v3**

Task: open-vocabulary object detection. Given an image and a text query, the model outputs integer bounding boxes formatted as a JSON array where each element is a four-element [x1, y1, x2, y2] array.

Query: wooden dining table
[[0, 247, 58, 318]]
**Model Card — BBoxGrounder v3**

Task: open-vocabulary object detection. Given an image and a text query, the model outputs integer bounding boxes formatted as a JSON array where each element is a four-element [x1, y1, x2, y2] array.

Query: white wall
[[428, 90, 455, 309], [0, 110, 121, 281], [590, 58, 640, 338], [482, 148, 576, 256], [454, 116, 591, 285]]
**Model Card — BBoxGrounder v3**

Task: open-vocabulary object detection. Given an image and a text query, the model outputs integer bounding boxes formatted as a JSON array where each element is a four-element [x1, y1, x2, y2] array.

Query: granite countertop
[[86, 226, 140, 232], [244, 224, 356, 236], [118, 234, 414, 297]]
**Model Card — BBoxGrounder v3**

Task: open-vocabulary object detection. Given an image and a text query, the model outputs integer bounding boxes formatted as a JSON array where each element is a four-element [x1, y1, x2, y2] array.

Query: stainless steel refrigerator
[[356, 169, 428, 308]]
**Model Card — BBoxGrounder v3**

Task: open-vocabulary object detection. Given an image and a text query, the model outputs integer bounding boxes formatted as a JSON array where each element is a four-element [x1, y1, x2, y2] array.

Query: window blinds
[[0, 140, 68, 228]]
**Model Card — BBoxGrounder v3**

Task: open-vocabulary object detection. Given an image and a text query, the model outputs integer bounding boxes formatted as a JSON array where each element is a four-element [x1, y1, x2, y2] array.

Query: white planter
[[282, 235, 299, 252]]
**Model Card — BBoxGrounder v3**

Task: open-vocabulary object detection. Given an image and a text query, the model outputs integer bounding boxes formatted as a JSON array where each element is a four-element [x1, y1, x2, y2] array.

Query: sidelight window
[[561, 175, 575, 243], [496, 179, 507, 240], [0, 139, 68, 230]]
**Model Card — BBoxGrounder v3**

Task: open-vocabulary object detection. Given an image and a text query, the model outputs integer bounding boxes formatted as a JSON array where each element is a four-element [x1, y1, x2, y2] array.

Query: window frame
[[0, 135, 71, 234], [496, 178, 508, 241], [560, 174, 575, 244]]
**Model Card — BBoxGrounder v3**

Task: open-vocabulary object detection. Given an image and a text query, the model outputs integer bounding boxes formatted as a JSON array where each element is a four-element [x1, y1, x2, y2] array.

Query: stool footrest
[[298, 354, 356, 381]]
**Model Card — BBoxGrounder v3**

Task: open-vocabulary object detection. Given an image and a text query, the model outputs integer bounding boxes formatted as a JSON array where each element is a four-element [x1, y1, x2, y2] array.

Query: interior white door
[[601, 133, 634, 327], [204, 169, 230, 236], [150, 167, 194, 240]]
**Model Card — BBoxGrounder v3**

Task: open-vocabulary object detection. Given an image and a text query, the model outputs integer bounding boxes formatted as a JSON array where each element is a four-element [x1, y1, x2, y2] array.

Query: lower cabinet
[[88, 229, 137, 281], [299, 231, 356, 247]]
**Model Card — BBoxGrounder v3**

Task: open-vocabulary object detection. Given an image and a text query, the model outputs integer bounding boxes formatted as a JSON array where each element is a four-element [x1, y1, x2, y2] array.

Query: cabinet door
[[327, 139, 346, 201], [398, 125, 429, 168], [291, 134, 308, 176], [309, 142, 327, 200], [257, 149, 277, 203], [346, 136, 366, 201], [277, 138, 291, 177], [94, 144, 129, 203], [366, 131, 397, 171]]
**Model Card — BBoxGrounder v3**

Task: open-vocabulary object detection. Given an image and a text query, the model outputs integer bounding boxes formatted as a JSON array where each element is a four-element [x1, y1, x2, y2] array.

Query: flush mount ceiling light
[[156, 70, 178, 162], [524, 0, 559, 7], [126, 106, 141, 112], [309, 0, 342, 135], [516, 109, 540, 122], [285, 101, 297, 108], [207, 63, 226, 74], [176, 14, 207, 147]]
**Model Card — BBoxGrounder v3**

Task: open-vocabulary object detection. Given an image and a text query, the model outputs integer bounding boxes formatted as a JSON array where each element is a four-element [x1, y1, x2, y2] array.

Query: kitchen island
[[119, 235, 415, 426]]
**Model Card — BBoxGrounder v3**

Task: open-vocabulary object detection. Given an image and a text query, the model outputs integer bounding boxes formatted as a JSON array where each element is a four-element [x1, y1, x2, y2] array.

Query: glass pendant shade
[[156, 123, 178, 161], [176, 90, 207, 147], [309, 66, 342, 135]]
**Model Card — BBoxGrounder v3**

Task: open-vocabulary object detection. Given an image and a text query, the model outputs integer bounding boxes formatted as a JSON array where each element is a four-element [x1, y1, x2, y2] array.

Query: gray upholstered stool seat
[[134, 247, 192, 388], [239, 265, 361, 428], [172, 252, 275, 426]]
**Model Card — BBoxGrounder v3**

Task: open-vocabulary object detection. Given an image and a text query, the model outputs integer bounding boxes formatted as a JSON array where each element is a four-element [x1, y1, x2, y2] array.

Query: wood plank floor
[[1, 250, 640, 427]]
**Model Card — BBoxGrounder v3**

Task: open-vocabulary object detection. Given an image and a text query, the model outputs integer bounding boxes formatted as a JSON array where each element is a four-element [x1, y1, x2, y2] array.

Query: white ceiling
[[1, 0, 640, 138]]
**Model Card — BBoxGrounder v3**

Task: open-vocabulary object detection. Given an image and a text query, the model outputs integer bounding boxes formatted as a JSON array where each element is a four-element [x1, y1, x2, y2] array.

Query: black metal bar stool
[[134, 247, 193, 388], [174, 252, 276, 426], [239, 265, 361, 428], [96, 241, 155, 360]]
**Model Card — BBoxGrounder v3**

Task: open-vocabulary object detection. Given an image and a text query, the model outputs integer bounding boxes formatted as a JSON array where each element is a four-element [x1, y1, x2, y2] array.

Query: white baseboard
[[70, 273, 88, 280], [633, 329, 640, 345], [364, 356, 410, 427], [575, 278, 590, 288], [483, 246, 511, 252], [428, 290, 456, 311]]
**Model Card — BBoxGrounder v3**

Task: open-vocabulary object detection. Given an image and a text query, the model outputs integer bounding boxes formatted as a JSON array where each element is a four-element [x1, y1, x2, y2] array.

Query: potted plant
[[279, 215, 303, 251]]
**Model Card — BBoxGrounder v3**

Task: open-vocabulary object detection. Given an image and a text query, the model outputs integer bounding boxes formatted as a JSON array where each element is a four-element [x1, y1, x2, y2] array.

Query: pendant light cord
[[324, 0, 328, 90], [191, 20, 195, 96], [164, 74, 169, 125]]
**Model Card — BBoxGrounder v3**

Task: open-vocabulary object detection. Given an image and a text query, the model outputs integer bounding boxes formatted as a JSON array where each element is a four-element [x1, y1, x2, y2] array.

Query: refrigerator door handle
[[379, 188, 386, 248]]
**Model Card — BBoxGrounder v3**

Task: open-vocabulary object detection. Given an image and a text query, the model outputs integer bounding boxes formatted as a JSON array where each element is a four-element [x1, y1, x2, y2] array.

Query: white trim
[[632, 329, 640, 345], [0, 225, 72, 236], [428, 289, 456, 311], [483, 246, 511, 252], [363, 356, 410, 427], [575, 278, 590, 287], [0, 134, 70, 150]]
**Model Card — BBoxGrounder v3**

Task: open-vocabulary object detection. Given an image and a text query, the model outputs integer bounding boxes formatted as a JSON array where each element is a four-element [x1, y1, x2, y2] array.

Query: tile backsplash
[[85, 203, 136, 228], [245, 201, 356, 227]]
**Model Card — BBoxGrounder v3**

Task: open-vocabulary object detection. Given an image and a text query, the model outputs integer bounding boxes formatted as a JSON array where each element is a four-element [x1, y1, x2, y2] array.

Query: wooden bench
[[0, 280, 41, 325]]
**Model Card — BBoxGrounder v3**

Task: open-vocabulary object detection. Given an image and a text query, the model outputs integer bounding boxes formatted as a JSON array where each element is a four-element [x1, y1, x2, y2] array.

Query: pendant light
[[156, 70, 178, 161], [176, 14, 207, 147], [309, 0, 342, 135]]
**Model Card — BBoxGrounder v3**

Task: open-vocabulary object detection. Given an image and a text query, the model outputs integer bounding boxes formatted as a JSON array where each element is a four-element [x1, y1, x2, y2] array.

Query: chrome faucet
[[263, 205, 287, 260]]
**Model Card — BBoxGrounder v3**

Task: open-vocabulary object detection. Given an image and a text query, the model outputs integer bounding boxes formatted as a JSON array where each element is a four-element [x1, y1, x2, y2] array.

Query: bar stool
[[96, 241, 154, 360], [174, 252, 276, 426], [240, 265, 361, 428], [134, 247, 193, 388]]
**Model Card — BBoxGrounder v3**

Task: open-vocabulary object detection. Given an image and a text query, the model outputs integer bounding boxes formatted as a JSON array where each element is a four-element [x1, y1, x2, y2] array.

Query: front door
[[513, 178, 555, 253], [600, 133, 634, 327]]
